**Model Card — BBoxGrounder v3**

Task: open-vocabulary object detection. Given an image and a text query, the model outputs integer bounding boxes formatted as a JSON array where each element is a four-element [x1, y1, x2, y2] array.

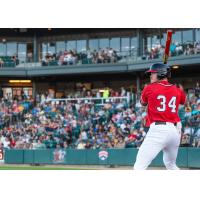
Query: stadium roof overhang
[[0, 28, 138, 37], [0, 28, 190, 38]]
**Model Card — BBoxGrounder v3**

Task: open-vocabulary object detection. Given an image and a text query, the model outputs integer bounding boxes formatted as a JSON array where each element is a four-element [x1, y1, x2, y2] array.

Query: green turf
[[0, 165, 90, 170]]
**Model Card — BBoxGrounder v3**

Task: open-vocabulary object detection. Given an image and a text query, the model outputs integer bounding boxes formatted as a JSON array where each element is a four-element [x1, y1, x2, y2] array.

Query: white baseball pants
[[134, 122, 181, 170]]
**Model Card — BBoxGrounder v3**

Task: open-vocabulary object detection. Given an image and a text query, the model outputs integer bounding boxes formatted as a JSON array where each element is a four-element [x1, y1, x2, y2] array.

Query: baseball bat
[[163, 30, 182, 89], [163, 30, 173, 64]]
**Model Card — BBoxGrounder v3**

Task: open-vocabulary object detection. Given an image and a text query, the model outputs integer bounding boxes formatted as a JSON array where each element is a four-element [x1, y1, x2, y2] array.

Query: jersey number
[[157, 95, 176, 113]]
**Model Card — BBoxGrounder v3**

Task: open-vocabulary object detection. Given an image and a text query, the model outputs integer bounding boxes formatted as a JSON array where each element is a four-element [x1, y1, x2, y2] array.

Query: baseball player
[[134, 63, 186, 170]]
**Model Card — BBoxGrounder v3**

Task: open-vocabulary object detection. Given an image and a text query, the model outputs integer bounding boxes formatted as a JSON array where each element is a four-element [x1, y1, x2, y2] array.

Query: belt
[[155, 121, 177, 126]]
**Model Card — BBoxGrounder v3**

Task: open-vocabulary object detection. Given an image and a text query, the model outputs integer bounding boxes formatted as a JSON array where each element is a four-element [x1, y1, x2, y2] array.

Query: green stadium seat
[[49, 60, 58, 66], [3, 61, 15, 67], [82, 58, 90, 64], [0, 56, 15, 67], [4, 61, 9, 67]]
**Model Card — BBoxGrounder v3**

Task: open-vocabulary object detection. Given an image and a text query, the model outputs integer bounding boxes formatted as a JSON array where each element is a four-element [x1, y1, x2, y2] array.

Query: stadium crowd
[[0, 42, 198, 67], [0, 83, 199, 150], [142, 41, 200, 60], [42, 48, 121, 66], [41, 41, 200, 66]]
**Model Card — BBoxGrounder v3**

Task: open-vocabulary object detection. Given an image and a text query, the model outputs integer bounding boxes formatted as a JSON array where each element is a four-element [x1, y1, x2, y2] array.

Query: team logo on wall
[[0, 148, 4, 163], [53, 149, 66, 163], [98, 151, 109, 161]]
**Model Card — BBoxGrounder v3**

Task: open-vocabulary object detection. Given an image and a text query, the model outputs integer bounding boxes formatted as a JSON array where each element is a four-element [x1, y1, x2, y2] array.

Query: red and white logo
[[98, 151, 109, 161], [53, 149, 66, 163], [0, 149, 4, 163]]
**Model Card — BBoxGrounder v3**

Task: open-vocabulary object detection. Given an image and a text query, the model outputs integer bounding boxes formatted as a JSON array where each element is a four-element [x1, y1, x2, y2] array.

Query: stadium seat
[[82, 58, 91, 64], [49, 60, 58, 66], [0, 56, 16, 67]]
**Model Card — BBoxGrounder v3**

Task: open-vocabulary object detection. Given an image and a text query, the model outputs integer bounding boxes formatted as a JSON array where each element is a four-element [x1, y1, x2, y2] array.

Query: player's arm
[[178, 84, 187, 105], [140, 86, 149, 106]]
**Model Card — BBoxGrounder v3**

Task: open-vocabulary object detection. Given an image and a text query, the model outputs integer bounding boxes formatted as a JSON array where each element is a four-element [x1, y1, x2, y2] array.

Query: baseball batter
[[134, 63, 186, 170]]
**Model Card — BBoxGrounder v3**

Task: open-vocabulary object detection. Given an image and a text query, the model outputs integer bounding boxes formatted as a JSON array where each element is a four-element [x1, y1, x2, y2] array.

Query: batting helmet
[[145, 63, 171, 79]]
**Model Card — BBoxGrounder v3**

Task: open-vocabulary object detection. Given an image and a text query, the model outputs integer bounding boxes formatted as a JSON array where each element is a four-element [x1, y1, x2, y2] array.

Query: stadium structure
[[0, 28, 198, 99], [0, 28, 199, 169]]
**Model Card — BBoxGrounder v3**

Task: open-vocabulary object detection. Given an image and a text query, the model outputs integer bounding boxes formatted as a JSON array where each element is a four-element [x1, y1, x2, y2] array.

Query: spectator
[[0, 84, 198, 150], [170, 42, 177, 56], [194, 42, 200, 54], [195, 82, 200, 98], [27, 51, 33, 62], [0, 58, 4, 67], [40, 47, 122, 66], [175, 43, 183, 55], [183, 125, 194, 136]]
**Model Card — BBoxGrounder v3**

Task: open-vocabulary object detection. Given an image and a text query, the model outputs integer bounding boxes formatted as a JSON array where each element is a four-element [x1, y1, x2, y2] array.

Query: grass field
[[0, 164, 95, 170], [0, 164, 189, 170], [0, 164, 132, 170]]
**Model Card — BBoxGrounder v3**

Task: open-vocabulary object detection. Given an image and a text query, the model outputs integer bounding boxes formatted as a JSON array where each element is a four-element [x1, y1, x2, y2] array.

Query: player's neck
[[158, 78, 168, 82]]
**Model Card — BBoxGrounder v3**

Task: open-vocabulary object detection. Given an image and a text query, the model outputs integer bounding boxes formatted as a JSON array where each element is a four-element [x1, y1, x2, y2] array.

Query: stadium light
[[172, 65, 179, 69], [9, 80, 31, 83]]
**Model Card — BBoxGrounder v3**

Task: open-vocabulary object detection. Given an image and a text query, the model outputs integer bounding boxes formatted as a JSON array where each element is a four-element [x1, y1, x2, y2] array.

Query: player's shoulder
[[142, 83, 157, 92], [142, 83, 152, 90], [145, 82, 159, 88], [155, 81, 174, 87]]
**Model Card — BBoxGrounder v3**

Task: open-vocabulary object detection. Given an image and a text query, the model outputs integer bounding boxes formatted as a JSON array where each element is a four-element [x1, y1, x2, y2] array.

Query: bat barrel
[[163, 30, 173, 64]]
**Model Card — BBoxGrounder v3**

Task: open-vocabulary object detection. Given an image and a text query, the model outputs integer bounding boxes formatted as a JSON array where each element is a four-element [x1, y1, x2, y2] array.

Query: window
[[42, 43, 47, 59], [161, 32, 167, 46], [18, 43, 27, 62], [183, 29, 193, 43], [152, 35, 160, 48], [131, 37, 137, 56], [7, 42, 17, 56], [147, 36, 151, 51], [99, 38, 109, 49], [56, 41, 65, 53], [121, 38, 130, 56], [77, 40, 86, 52], [89, 39, 99, 51], [47, 43, 56, 54], [131, 37, 137, 49], [66, 40, 76, 51], [144, 35, 160, 53], [173, 31, 182, 44], [195, 29, 200, 42], [110, 37, 120, 51], [0, 43, 6, 56]]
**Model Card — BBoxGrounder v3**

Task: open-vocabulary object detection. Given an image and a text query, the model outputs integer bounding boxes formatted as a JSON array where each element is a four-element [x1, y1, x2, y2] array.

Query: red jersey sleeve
[[140, 85, 150, 106], [144, 115, 151, 127]]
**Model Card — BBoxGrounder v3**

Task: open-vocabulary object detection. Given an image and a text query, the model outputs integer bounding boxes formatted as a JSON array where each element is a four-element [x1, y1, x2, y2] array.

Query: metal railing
[[44, 96, 130, 106], [2, 44, 200, 68]]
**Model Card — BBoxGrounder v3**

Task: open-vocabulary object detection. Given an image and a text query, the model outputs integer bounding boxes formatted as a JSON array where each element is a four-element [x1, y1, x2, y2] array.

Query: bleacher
[[0, 56, 16, 67]]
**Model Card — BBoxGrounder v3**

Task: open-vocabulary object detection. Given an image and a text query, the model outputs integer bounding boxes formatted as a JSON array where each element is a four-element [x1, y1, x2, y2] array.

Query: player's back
[[141, 80, 186, 124]]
